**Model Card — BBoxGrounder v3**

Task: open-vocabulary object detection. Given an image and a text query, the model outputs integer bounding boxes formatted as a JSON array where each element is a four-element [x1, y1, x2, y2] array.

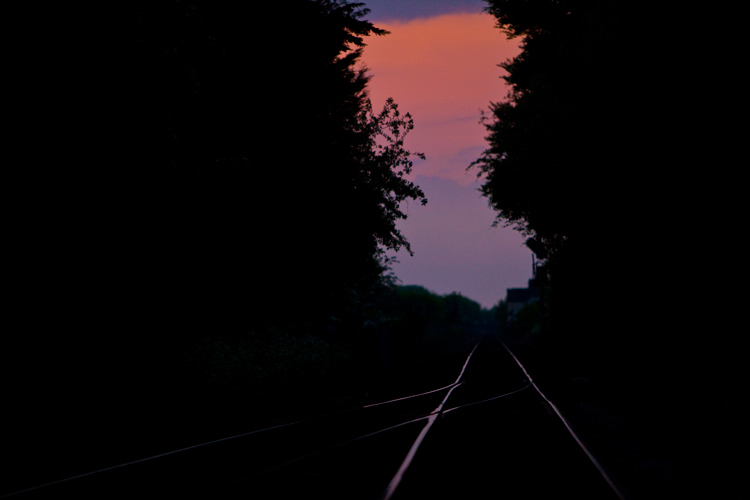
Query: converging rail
[[2, 336, 627, 499], [500, 340, 628, 500]]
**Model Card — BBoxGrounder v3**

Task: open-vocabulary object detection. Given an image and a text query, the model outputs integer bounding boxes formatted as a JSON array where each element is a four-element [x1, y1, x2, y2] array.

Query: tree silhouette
[[13, 1, 426, 340], [472, 2, 741, 494], [473, 0, 737, 348], [5, 0, 427, 452], [187, 1, 427, 330]]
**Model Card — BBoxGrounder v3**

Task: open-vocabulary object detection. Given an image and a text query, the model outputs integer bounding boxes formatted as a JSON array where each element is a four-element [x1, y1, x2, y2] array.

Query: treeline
[[357, 285, 494, 395], [8, 1, 427, 388], [4, 1, 431, 491], [473, 1, 742, 495], [381, 285, 494, 347], [474, 0, 741, 386]]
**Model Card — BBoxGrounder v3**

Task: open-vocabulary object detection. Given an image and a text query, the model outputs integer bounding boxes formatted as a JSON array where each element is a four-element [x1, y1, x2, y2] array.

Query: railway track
[[3, 334, 626, 499]]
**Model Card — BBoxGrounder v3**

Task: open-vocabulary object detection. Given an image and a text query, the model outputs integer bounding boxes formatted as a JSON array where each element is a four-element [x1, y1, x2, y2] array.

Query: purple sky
[[360, 0, 534, 309]]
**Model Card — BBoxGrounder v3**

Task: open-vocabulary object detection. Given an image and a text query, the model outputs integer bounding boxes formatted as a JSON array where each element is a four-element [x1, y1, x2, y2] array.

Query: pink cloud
[[362, 13, 522, 184], [360, 12, 533, 308]]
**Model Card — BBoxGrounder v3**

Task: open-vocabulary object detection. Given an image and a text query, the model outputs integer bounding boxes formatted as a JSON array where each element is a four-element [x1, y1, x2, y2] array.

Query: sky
[[359, 0, 534, 309]]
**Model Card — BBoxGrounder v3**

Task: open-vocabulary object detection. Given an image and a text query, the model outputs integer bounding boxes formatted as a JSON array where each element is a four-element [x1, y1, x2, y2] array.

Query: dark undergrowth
[[2, 304, 485, 497], [498, 308, 743, 500]]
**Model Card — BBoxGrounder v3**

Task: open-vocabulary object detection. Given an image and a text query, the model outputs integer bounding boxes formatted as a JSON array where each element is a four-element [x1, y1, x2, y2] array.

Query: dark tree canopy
[[472, 0, 741, 403], [474, 1, 696, 248], [10, 0, 427, 353], [4, 4, 434, 487], [472, 3, 742, 494]]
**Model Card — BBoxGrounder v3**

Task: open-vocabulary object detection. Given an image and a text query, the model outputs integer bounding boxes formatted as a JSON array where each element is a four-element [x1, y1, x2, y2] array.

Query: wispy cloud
[[365, 0, 487, 23], [362, 12, 521, 185], [361, 11, 531, 307]]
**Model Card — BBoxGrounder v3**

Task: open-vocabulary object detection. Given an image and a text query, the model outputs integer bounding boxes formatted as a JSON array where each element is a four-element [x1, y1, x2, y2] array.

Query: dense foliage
[[5, 2, 431, 491], [473, 2, 741, 495], [12, 0, 427, 346], [473, 0, 738, 365]]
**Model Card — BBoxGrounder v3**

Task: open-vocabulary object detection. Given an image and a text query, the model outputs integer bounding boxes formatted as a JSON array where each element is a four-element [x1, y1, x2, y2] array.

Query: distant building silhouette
[[505, 254, 544, 324], [505, 281, 540, 324]]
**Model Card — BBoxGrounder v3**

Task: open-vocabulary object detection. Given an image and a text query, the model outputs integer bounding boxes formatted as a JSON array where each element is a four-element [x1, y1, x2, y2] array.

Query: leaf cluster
[[356, 97, 427, 256], [471, 0, 744, 408], [470, 0, 725, 263], [13, 0, 428, 342]]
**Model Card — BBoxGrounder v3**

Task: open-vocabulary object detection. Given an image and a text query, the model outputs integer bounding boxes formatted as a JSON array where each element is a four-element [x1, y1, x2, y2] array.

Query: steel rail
[[225, 382, 541, 487], [380, 339, 482, 500], [224, 412, 437, 487], [4, 337, 603, 499], [441, 381, 532, 414], [362, 381, 461, 408], [0, 371, 462, 498], [0, 421, 306, 499], [500, 340, 629, 500]]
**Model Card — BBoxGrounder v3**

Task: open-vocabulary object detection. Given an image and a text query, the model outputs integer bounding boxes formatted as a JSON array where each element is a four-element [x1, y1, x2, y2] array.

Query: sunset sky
[[360, 0, 533, 309]]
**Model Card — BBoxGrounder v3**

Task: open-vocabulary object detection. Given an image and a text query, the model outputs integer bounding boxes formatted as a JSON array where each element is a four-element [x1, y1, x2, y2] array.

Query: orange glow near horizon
[[361, 12, 522, 184]]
